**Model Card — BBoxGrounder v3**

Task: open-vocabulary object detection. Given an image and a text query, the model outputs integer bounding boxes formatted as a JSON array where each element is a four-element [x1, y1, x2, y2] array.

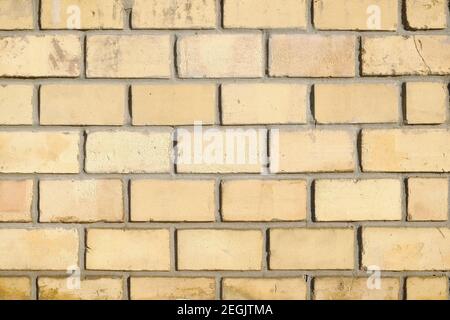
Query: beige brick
[[314, 83, 399, 123], [85, 130, 172, 173], [362, 129, 450, 172], [406, 82, 448, 124], [270, 35, 356, 77], [178, 34, 263, 78], [132, 0, 216, 29], [0, 277, 31, 300], [86, 229, 170, 271], [0, 180, 33, 222], [223, 278, 307, 300], [313, 0, 398, 30], [130, 277, 215, 300], [314, 277, 400, 300], [408, 178, 448, 221], [362, 227, 450, 271], [177, 229, 263, 270], [131, 180, 215, 222], [0, 0, 33, 30], [362, 36, 450, 75], [0, 35, 81, 77], [406, 277, 449, 300], [272, 129, 355, 173], [0, 229, 78, 270], [0, 132, 79, 173], [39, 277, 123, 300], [0, 85, 33, 125], [86, 35, 171, 78], [223, 0, 307, 29], [222, 84, 307, 125], [40, 84, 126, 125], [315, 179, 402, 221], [222, 180, 307, 221], [406, 0, 448, 29], [40, 0, 124, 29], [40, 180, 123, 223], [270, 228, 354, 270], [132, 84, 216, 125]]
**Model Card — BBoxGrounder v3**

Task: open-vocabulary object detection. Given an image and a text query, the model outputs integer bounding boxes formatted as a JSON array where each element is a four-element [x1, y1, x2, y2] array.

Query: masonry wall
[[0, 0, 449, 300]]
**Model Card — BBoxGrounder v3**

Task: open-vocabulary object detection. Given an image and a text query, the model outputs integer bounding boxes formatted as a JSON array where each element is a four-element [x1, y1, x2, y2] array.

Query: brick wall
[[0, 0, 449, 300]]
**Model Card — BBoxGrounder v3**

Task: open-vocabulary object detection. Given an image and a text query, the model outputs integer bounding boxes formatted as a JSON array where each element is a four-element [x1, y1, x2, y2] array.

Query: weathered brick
[[0, 35, 81, 77], [132, 0, 216, 29], [362, 228, 450, 270], [86, 35, 171, 78], [269, 35, 356, 77], [223, 0, 307, 29], [270, 228, 354, 270], [315, 179, 402, 221], [40, 84, 126, 125], [314, 83, 399, 123], [177, 230, 263, 270], [0, 229, 78, 270], [177, 34, 263, 78], [132, 84, 216, 125], [0, 85, 33, 125], [407, 178, 448, 221], [0, 0, 33, 30], [39, 180, 123, 223], [0, 180, 33, 222], [222, 84, 307, 125], [406, 277, 449, 300], [0, 132, 79, 173], [362, 129, 450, 172], [222, 180, 307, 221], [405, 0, 448, 30], [130, 277, 215, 300], [0, 277, 31, 300], [131, 180, 215, 222], [85, 130, 172, 173], [406, 82, 448, 124]]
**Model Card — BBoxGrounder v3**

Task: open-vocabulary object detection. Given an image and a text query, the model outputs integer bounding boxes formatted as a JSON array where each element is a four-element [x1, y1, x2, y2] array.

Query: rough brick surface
[[0, 277, 31, 300], [0, 85, 33, 125], [406, 277, 449, 300], [405, 0, 448, 30], [0, 180, 33, 222], [406, 82, 448, 124], [407, 178, 449, 221], [0, 0, 34, 30]]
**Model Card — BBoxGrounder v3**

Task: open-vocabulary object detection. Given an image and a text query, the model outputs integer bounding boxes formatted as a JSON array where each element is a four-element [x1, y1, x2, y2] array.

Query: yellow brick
[[314, 277, 400, 300], [270, 35, 356, 77], [0, 229, 78, 270], [362, 129, 450, 172], [222, 84, 307, 125], [270, 228, 354, 270], [272, 129, 355, 173], [406, 0, 448, 29], [0, 132, 79, 173], [406, 82, 448, 124], [86, 229, 170, 271], [0, 277, 31, 300], [40, 84, 126, 125], [313, 0, 398, 30], [40, 180, 123, 223], [86, 35, 171, 78], [40, 0, 124, 29], [222, 180, 307, 221], [406, 277, 449, 300], [177, 34, 263, 78], [177, 229, 263, 270], [362, 36, 450, 75], [315, 179, 402, 221], [38, 277, 123, 300], [222, 278, 307, 300], [132, 84, 216, 125], [0, 35, 81, 77], [0, 85, 33, 125], [131, 180, 215, 222], [85, 130, 172, 173], [0, 0, 33, 30], [132, 0, 216, 29], [408, 178, 448, 221], [223, 0, 307, 29], [314, 83, 399, 123], [130, 277, 215, 300], [0, 180, 33, 222], [362, 227, 450, 270]]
